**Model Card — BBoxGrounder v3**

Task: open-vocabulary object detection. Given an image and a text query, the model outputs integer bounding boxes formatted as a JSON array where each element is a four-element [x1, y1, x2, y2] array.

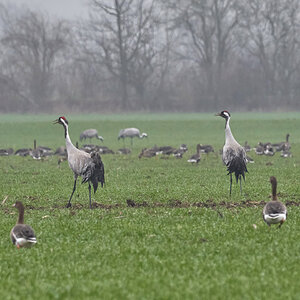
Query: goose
[[138, 147, 157, 158], [216, 111, 248, 195], [187, 144, 201, 163], [263, 176, 287, 228], [272, 134, 290, 152], [281, 150, 292, 158], [199, 144, 214, 153], [10, 201, 37, 248], [243, 141, 251, 152], [117, 148, 131, 155], [264, 145, 275, 156], [0, 148, 14, 156]]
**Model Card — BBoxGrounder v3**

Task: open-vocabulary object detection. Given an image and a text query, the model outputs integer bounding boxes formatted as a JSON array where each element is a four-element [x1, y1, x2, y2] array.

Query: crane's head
[[53, 116, 68, 126], [215, 110, 231, 119]]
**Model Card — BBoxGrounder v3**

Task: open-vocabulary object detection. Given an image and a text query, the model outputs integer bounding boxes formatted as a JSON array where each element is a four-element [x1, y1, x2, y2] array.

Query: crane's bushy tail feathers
[[226, 156, 248, 183], [81, 152, 105, 193]]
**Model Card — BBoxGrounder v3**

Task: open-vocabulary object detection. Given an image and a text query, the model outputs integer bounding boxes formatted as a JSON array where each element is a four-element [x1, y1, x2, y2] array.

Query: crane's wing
[[224, 148, 248, 182], [81, 152, 105, 193]]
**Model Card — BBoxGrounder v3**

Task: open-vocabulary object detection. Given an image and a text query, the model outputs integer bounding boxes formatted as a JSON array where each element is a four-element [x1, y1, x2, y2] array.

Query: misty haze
[[0, 0, 300, 113]]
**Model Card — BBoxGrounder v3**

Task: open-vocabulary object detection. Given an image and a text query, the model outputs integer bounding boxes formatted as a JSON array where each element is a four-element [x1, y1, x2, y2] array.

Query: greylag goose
[[10, 201, 37, 248], [187, 144, 201, 163], [263, 176, 287, 228]]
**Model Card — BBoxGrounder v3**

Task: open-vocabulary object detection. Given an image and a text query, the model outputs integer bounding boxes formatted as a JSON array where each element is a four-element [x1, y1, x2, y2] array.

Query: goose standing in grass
[[263, 176, 287, 228], [216, 111, 248, 195], [187, 144, 201, 164], [54, 116, 105, 208], [10, 201, 37, 248], [272, 134, 290, 152]]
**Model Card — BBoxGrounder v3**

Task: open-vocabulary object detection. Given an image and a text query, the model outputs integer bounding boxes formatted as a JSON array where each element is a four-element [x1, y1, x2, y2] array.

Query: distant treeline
[[0, 0, 300, 113]]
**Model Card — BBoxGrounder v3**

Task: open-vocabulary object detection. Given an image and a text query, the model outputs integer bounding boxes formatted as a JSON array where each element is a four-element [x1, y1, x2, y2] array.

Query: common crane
[[54, 116, 105, 208], [216, 110, 248, 196], [10, 201, 37, 249], [80, 129, 104, 142], [118, 128, 147, 145], [263, 176, 287, 228]]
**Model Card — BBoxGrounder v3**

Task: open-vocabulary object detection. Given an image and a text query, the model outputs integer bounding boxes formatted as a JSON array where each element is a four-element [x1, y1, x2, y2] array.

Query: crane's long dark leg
[[131, 138, 133, 146], [229, 173, 232, 196], [239, 175, 242, 194], [67, 177, 77, 208], [88, 182, 92, 209]]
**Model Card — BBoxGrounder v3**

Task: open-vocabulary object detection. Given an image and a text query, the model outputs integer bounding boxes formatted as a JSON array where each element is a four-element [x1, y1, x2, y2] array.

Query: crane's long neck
[[62, 121, 77, 153], [224, 117, 236, 144], [17, 205, 24, 224], [271, 180, 277, 201]]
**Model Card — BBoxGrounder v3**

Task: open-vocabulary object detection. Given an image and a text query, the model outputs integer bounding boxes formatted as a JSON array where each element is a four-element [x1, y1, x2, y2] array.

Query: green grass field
[[1, 112, 300, 299]]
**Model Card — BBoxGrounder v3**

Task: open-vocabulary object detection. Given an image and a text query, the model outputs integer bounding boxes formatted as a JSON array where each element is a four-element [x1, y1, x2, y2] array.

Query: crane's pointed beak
[[215, 113, 221, 116], [53, 119, 59, 124]]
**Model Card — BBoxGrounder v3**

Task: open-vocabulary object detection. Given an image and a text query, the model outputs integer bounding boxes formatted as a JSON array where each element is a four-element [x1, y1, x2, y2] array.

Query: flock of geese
[[5, 111, 290, 249]]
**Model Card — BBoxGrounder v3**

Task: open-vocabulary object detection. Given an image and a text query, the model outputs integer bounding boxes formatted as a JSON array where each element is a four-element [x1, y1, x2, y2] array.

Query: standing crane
[[54, 117, 105, 208], [263, 176, 287, 228], [118, 128, 148, 145], [80, 129, 104, 142], [216, 110, 248, 196]]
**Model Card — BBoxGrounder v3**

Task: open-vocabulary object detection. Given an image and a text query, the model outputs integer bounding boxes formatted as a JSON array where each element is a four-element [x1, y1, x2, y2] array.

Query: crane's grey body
[[55, 117, 105, 208], [118, 128, 147, 145], [80, 129, 104, 142], [217, 111, 248, 196]]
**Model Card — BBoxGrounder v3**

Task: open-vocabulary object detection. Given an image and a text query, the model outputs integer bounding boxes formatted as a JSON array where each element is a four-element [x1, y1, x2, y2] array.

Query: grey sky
[[0, 0, 89, 19]]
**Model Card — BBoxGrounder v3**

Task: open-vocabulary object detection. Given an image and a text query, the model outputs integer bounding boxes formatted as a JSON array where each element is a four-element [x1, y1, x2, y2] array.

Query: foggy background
[[0, 0, 300, 113]]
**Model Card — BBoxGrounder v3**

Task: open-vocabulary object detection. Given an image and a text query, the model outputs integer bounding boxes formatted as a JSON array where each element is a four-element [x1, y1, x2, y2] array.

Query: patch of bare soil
[[2, 198, 300, 212]]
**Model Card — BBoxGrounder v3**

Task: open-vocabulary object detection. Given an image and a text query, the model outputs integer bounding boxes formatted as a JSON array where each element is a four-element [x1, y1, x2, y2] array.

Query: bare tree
[[81, 0, 160, 110], [0, 6, 70, 109], [169, 0, 240, 109], [239, 0, 300, 105]]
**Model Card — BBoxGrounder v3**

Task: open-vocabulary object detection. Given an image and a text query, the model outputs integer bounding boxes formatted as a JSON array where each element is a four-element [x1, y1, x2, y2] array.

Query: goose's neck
[[271, 181, 278, 201], [17, 206, 24, 224]]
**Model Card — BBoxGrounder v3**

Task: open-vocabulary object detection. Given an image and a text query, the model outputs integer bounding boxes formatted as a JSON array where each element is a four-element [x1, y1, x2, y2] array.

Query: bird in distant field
[[10, 201, 37, 249], [80, 129, 104, 142], [187, 144, 201, 164], [54, 117, 105, 208], [118, 128, 147, 145], [216, 111, 248, 196], [263, 176, 287, 228]]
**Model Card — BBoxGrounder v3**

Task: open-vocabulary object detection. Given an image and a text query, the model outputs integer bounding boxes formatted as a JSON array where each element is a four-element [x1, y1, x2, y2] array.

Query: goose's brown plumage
[[10, 201, 37, 248], [262, 177, 287, 228]]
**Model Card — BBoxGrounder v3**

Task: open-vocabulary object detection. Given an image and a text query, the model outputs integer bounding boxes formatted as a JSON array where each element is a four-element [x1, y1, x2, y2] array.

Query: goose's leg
[[88, 182, 92, 209], [67, 176, 77, 208]]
